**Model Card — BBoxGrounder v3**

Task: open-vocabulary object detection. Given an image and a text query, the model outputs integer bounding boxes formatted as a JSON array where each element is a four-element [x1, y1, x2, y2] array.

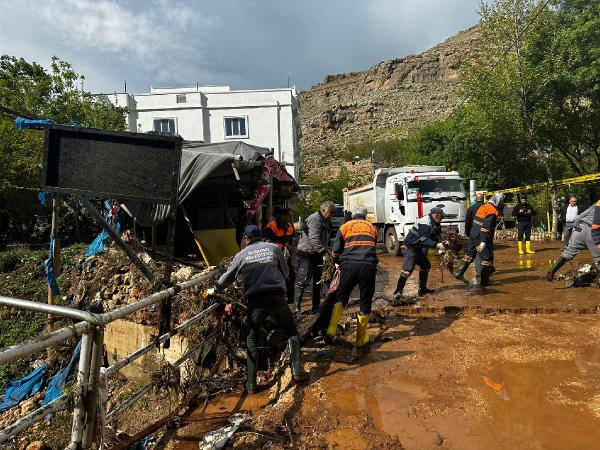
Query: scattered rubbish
[[199, 413, 249, 449]]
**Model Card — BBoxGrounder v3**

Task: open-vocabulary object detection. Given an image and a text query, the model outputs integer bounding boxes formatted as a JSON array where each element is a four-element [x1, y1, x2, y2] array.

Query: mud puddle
[[469, 345, 600, 450], [166, 389, 270, 449]]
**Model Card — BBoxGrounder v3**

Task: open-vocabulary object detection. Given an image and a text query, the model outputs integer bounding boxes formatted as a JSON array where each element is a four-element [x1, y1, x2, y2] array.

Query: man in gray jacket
[[294, 201, 335, 315], [208, 225, 309, 393], [546, 204, 600, 282]]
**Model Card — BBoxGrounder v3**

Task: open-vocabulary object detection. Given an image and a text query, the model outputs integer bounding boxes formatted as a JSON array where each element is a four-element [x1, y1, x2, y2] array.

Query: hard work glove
[[476, 242, 486, 253]]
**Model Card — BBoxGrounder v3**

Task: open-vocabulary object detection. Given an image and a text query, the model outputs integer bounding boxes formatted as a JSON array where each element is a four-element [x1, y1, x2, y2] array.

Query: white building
[[103, 85, 301, 179]]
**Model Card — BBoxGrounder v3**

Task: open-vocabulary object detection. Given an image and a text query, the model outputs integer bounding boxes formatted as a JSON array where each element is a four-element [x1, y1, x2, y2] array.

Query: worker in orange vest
[[326, 206, 378, 347], [264, 207, 296, 304]]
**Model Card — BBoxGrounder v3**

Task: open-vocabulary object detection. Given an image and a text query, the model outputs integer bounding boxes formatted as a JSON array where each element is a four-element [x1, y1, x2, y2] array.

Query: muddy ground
[[160, 240, 600, 449]]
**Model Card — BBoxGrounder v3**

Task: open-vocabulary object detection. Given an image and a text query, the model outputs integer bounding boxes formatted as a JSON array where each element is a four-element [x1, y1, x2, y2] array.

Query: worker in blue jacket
[[391, 207, 445, 301], [207, 225, 309, 393]]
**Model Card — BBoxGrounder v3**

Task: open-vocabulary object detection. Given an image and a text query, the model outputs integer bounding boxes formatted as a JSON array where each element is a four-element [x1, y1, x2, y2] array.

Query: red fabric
[[246, 155, 294, 221]]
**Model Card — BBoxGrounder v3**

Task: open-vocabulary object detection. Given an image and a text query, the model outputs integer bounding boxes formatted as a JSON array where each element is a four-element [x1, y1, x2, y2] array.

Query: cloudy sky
[[0, 0, 480, 94]]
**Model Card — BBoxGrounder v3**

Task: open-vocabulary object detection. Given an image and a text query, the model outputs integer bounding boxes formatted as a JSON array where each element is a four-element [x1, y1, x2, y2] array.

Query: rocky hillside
[[298, 25, 480, 182]]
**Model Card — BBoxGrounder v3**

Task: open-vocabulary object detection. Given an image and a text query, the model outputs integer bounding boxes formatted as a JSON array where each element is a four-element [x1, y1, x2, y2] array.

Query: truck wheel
[[385, 227, 401, 256]]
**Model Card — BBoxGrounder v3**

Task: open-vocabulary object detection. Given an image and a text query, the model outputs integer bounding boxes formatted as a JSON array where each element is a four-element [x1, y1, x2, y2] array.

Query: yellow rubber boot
[[356, 314, 370, 348], [518, 241, 524, 255], [526, 241, 535, 254], [326, 303, 344, 340]]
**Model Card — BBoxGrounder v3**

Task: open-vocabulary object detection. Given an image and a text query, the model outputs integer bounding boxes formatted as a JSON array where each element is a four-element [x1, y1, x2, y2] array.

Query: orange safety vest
[[264, 220, 294, 248], [334, 219, 378, 263]]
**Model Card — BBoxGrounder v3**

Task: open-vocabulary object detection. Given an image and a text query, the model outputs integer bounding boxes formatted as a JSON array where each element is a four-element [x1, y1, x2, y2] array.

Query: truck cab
[[384, 170, 467, 254]]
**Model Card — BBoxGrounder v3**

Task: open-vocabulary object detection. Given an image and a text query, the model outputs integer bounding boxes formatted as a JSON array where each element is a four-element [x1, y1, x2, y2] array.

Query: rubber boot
[[392, 274, 409, 300], [325, 303, 344, 342], [545, 256, 567, 282], [480, 265, 493, 286], [418, 271, 434, 295], [245, 354, 257, 394], [356, 314, 370, 348], [518, 241, 524, 255], [288, 336, 310, 382], [293, 287, 304, 316], [311, 285, 321, 313], [526, 241, 535, 254], [454, 260, 470, 283]]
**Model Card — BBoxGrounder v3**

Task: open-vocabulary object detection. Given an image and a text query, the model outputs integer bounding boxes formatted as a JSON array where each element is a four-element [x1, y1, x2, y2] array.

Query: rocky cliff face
[[298, 25, 480, 182]]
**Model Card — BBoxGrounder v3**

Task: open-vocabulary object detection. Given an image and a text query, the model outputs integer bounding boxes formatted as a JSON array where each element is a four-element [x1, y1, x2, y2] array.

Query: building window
[[176, 94, 186, 103], [224, 117, 248, 138], [153, 118, 176, 134]]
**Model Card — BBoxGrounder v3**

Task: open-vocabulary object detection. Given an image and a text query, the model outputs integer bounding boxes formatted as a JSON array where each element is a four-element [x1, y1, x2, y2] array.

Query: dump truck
[[343, 166, 467, 255]]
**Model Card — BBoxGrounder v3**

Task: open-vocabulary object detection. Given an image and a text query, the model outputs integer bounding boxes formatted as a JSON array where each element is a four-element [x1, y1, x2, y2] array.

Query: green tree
[[0, 56, 127, 243]]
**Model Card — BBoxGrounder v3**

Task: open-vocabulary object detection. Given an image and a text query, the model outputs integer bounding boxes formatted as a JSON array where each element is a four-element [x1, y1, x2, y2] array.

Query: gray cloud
[[0, 0, 479, 94]]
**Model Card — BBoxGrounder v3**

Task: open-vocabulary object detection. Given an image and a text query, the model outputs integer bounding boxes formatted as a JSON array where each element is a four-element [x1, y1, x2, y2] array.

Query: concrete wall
[[104, 320, 187, 382]]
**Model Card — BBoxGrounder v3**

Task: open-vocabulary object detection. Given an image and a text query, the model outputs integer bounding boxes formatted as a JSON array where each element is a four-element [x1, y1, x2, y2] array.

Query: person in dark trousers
[[263, 207, 296, 304], [326, 206, 378, 347], [392, 207, 445, 301], [562, 196, 581, 249], [465, 193, 485, 237], [454, 193, 504, 287], [513, 195, 536, 254], [294, 201, 335, 315], [207, 225, 309, 393], [546, 204, 600, 282]]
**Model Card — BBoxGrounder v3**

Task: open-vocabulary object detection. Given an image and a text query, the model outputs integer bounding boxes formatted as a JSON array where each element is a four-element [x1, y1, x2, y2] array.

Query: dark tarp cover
[[123, 141, 295, 226]]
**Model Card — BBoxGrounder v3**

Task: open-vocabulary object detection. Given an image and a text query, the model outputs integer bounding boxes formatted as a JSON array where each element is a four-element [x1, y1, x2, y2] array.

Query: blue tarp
[[42, 340, 81, 406], [45, 236, 61, 295], [85, 229, 110, 258], [0, 365, 47, 412], [15, 117, 55, 130], [85, 199, 122, 258], [38, 191, 48, 207]]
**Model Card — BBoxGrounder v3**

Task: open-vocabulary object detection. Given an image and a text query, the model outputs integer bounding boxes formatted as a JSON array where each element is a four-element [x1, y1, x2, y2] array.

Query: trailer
[[343, 166, 467, 255]]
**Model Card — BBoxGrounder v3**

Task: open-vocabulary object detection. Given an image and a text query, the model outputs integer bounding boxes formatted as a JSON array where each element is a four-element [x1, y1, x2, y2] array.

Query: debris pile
[[556, 264, 600, 288], [438, 228, 462, 273]]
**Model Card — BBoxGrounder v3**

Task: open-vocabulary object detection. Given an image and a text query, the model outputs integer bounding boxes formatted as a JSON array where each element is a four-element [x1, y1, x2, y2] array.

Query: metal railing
[[0, 268, 217, 449]]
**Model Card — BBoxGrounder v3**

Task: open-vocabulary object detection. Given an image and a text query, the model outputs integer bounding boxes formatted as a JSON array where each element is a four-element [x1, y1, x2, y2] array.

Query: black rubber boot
[[418, 271, 434, 295], [293, 288, 304, 315], [454, 260, 470, 283], [545, 256, 567, 282], [311, 283, 321, 313], [392, 274, 409, 300], [245, 354, 257, 394], [288, 336, 309, 382], [480, 265, 493, 286]]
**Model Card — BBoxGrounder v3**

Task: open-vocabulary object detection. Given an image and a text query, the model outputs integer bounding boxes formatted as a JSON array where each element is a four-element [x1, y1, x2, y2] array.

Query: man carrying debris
[[325, 206, 378, 347], [207, 225, 309, 393], [294, 200, 335, 315], [454, 193, 505, 287], [513, 195, 535, 254], [391, 207, 446, 301], [546, 204, 600, 282], [264, 207, 296, 304]]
